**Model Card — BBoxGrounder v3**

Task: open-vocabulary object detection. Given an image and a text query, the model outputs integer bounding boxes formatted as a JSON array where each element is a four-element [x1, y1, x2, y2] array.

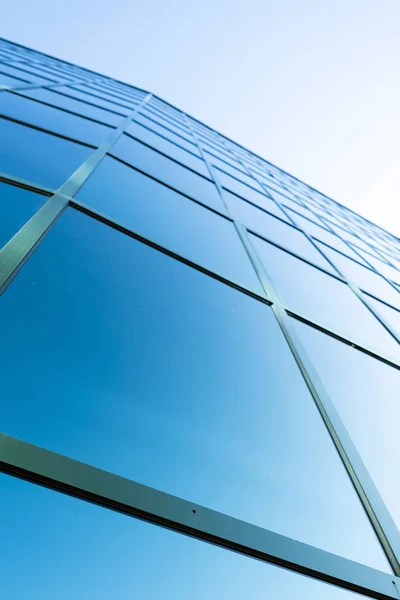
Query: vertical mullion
[[213, 136, 400, 574]]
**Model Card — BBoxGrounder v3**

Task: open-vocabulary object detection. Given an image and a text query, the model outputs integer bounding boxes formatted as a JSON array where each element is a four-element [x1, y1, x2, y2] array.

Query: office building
[[0, 37, 399, 599]]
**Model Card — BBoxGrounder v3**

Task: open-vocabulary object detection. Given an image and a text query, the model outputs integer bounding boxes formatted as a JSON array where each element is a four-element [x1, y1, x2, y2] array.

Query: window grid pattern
[[1, 36, 400, 599]]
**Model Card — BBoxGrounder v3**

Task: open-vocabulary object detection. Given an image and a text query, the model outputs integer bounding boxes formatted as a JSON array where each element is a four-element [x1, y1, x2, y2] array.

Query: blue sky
[[2, 0, 400, 235]]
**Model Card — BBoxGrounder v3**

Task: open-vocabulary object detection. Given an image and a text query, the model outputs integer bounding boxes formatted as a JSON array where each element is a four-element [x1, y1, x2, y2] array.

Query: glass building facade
[[0, 37, 399, 599]]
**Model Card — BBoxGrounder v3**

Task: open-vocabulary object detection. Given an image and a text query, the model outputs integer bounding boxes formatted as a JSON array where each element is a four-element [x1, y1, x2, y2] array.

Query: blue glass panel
[[292, 320, 400, 530], [0, 208, 389, 569], [0, 181, 47, 249], [0, 118, 91, 189], [224, 189, 290, 224], [317, 243, 400, 309], [250, 234, 400, 360], [0, 63, 49, 85], [111, 134, 224, 213], [20, 87, 125, 126], [0, 92, 113, 146], [134, 113, 198, 152], [365, 294, 400, 339], [0, 72, 27, 86], [1, 475, 373, 599], [76, 157, 263, 295], [126, 122, 208, 176], [55, 85, 129, 118]]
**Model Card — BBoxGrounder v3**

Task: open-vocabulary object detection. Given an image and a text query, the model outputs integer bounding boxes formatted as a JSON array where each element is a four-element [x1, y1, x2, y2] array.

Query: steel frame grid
[[0, 37, 400, 599]]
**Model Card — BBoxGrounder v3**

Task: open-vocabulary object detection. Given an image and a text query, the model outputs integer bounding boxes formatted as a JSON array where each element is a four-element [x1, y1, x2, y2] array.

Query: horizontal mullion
[[0, 432, 397, 600]]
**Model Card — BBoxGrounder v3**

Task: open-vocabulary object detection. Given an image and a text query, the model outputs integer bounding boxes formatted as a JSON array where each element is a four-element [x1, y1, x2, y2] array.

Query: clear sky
[[2, 0, 400, 235]]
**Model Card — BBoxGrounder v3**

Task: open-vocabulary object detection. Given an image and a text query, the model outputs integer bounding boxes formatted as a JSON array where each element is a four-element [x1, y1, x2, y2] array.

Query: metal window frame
[[1, 37, 400, 599]]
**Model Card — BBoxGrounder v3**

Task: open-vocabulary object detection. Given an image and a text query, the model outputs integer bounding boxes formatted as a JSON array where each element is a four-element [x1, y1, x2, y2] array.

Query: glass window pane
[[56, 85, 129, 117], [224, 189, 290, 224], [317, 243, 400, 309], [0, 118, 91, 189], [0, 208, 388, 568], [126, 123, 208, 176], [134, 113, 198, 152], [292, 320, 400, 530], [0, 63, 47, 85], [0, 92, 113, 146], [20, 87, 124, 126], [111, 134, 225, 213], [358, 252, 400, 285], [77, 157, 263, 295], [2, 475, 376, 600], [0, 181, 47, 248], [250, 234, 400, 360], [0, 72, 28, 86], [245, 218, 335, 272], [365, 294, 400, 339], [216, 166, 264, 194]]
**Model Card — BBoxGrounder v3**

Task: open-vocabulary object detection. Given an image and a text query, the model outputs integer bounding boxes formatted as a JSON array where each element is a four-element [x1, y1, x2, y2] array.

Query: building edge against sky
[[0, 37, 400, 599]]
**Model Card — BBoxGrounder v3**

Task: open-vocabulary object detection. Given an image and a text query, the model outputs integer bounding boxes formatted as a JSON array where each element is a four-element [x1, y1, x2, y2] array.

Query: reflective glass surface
[[0, 72, 27, 86], [0, 118, 91, 189], [0, 92, 113, 146], [365, 294, 400, 338], [76, 157, 263, 295], [0, 208, 388, 568], [292, 320, 400, 530], [126, 123, 208, 176], [224, 188, 289, 223], [111, 134, 224, 213], [56, 85, 129, 117], [317, 243, 400, 309], [1, 474, 373, 600], [21, 87, 125, 126], [251, 234, 400, 359], [0, 181, 47, 249], [134, 113, 198, 152]]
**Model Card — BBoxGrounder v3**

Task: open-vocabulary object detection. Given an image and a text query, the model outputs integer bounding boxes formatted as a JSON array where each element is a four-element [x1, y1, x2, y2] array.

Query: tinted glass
[[0, 208, 388, 568], [0, 181, 47, 249], [317, 243, 400, 309], [111, 134, 224, 213], [20, 87, 124, 126], [250, 234, 400, 360], [77, 157, 263, 295], [292, 320, 400, 530], [224, 188, 289, 223], [56, 85, 129, 117], [2, 475, 374, 600], [0, 64, 48, 85], [126, 123, 208, 176], [0, 92, 113, 146], [0, 118, 91, 189], [134, 113, 198, 152], [365, 295, 400, 338], [244, 216, 335, 271], [0, 72, 27, 86]]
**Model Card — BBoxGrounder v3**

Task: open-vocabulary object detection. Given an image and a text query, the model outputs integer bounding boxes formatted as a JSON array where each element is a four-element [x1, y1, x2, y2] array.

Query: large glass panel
[[244, 219, 335, 272], [126, 123, 208, 176], [56, 85, 129, 117], [111, 134, 224, 213], [0, 181, 47, 249], [134, 113, 197, 152], [0, 208, 388, 568], [20, 87, 124, 126], [0, 63, 48, 85], [0, 118, 91, 189], [0, 92, 113, 146], [317, 243, 400, 309], [1, 475, 376, 600], [250, 234, 400, 360], [0, 72, 27, 86], [76, 157, 263, 295], [292, 320, 400, 530], [358, 252, 400, 285], [224, 188, 290, 223], [365, 294, 400, 339]]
